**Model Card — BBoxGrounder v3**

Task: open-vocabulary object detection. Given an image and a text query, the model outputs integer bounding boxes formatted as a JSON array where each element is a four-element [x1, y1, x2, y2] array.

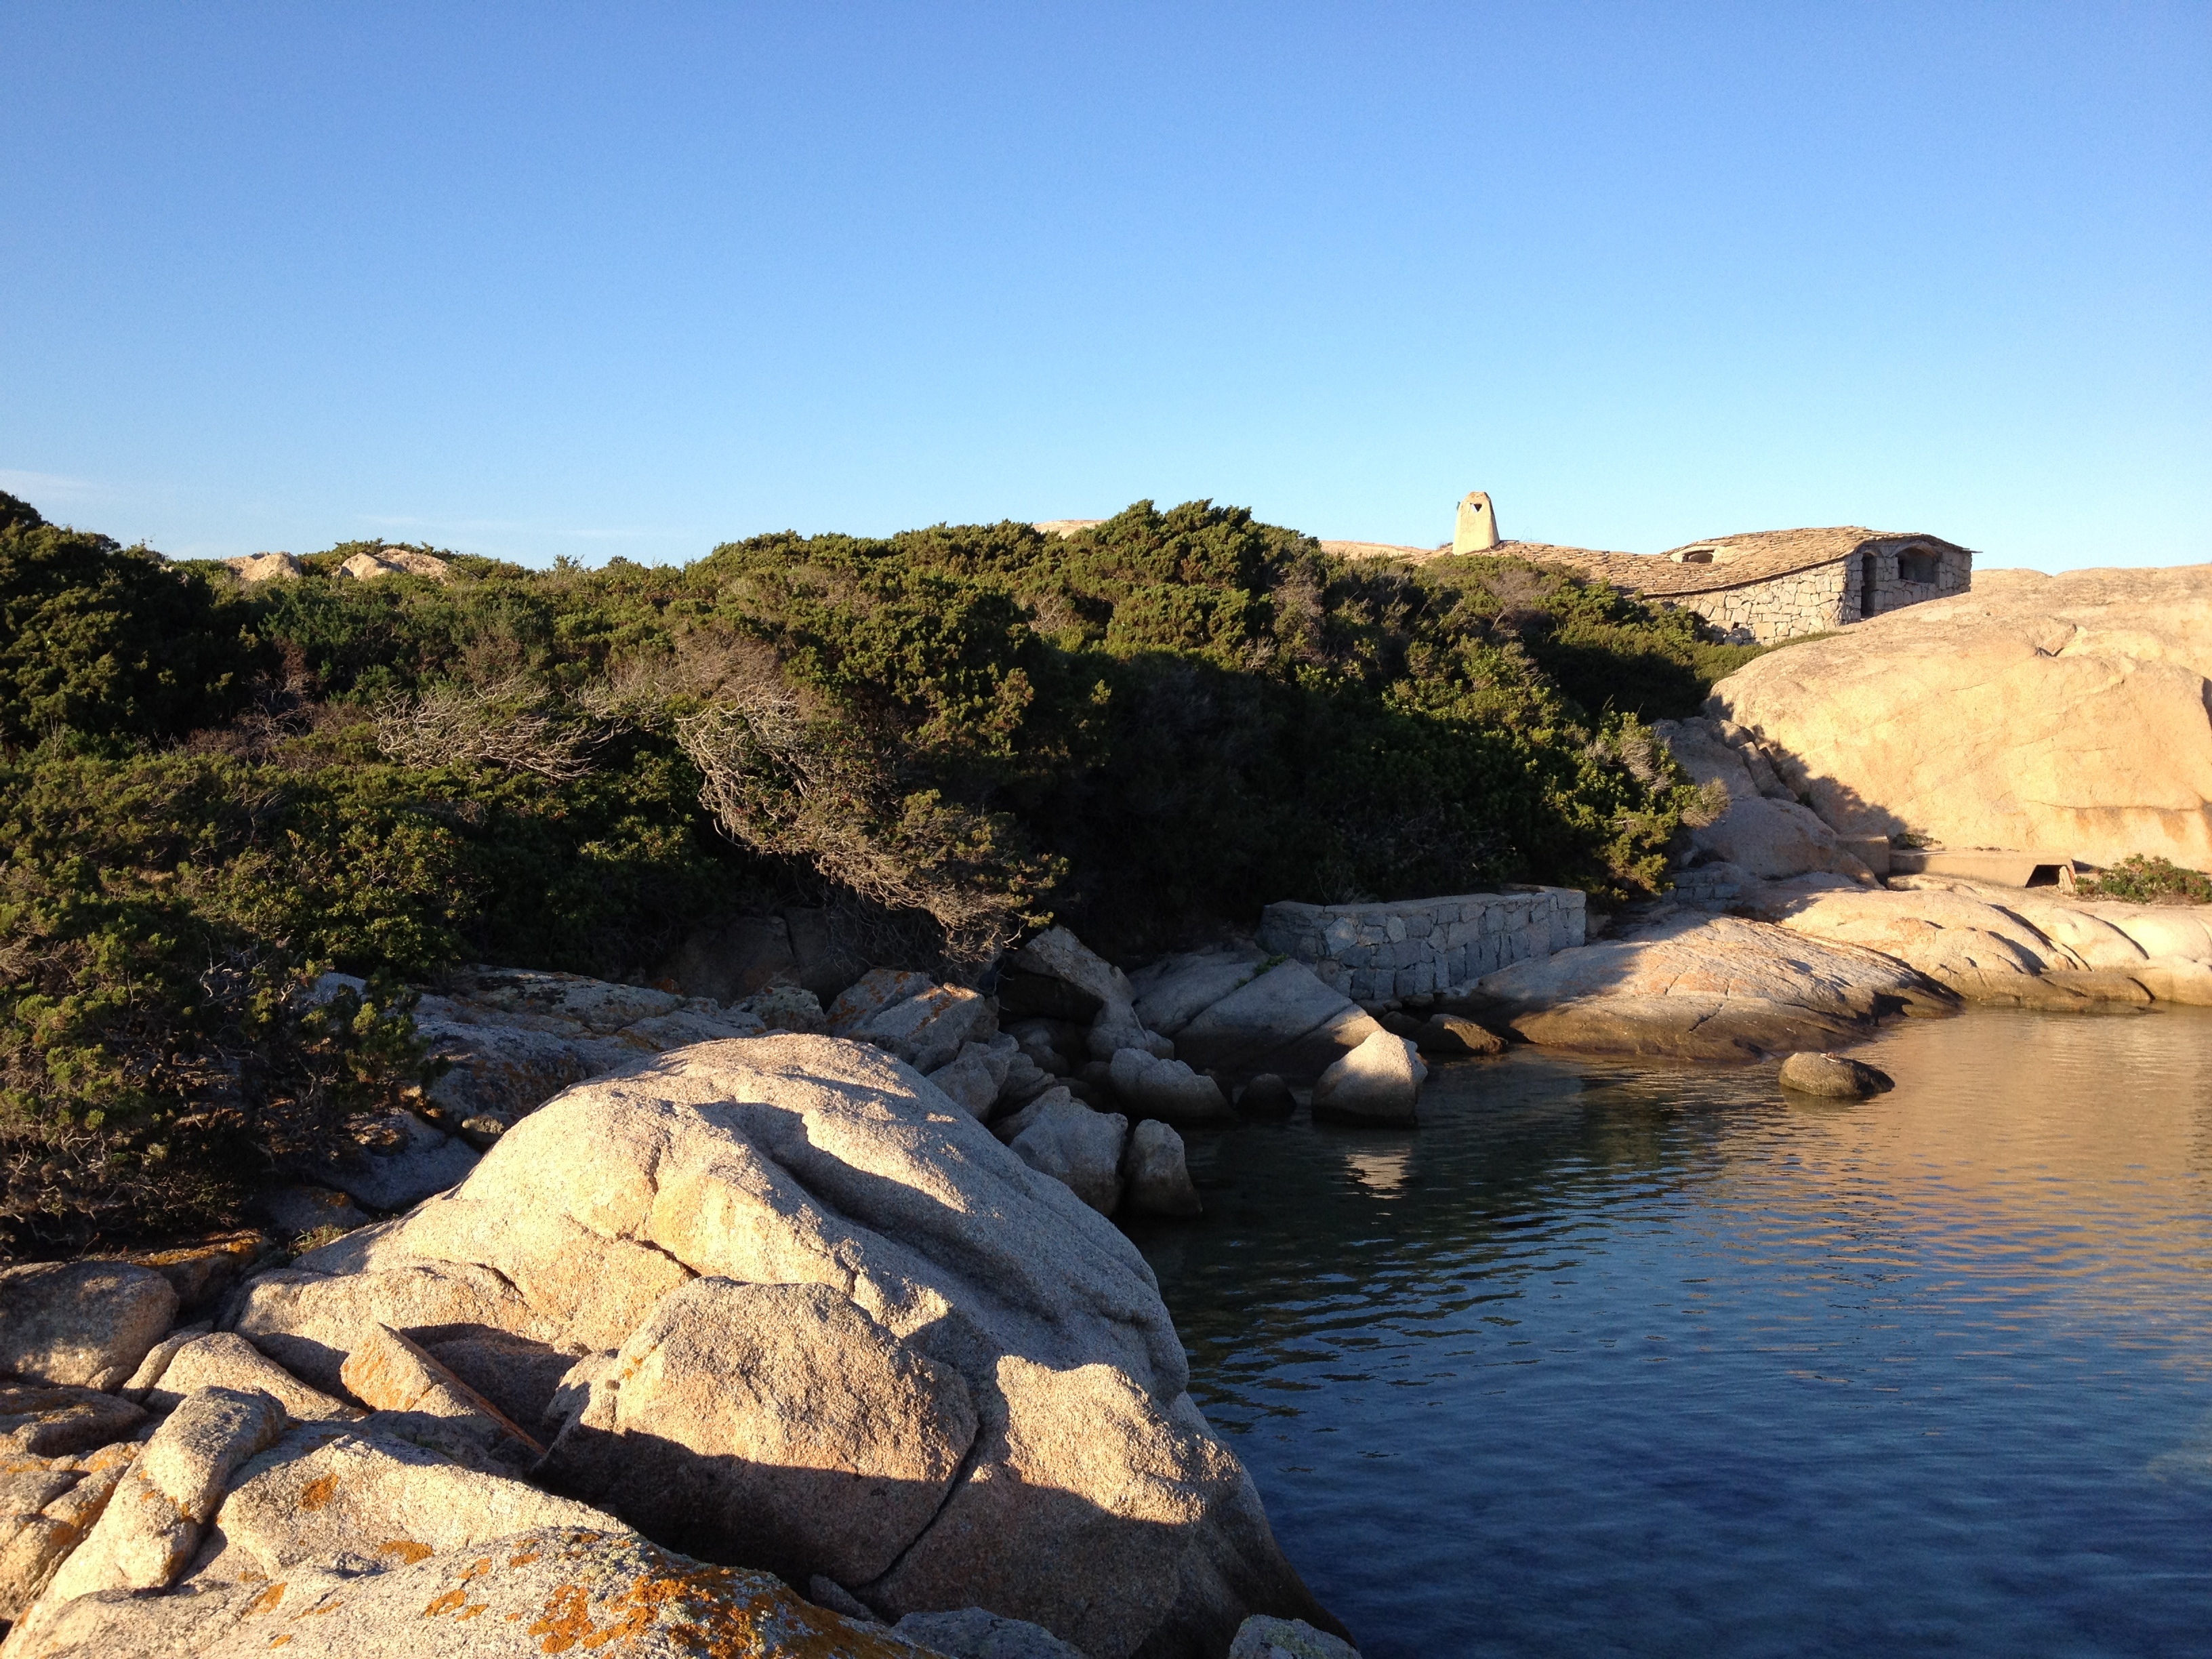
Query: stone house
[[1494, 526, 1975, 643], [1319, 497, 1975, 644]]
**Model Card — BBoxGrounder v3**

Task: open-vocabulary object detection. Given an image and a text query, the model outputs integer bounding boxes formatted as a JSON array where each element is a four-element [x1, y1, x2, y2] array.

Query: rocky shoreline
[[8, 859, 2211, 1656]]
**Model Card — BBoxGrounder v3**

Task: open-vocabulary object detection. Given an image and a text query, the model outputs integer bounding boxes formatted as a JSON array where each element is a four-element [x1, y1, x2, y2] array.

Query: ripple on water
[[1134, 1007, 2212, 1659]]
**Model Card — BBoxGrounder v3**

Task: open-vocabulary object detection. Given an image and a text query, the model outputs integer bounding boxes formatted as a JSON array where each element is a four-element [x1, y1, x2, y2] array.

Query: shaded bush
[[0, 496, 270, 750]]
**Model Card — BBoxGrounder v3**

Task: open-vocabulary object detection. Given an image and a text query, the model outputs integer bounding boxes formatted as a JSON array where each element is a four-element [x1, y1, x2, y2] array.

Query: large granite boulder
[[221, 1035, 1336, 1658], [541, 1277, 977, 1587], [0, 1263, 178, 1390], [1709, 566, 2212, 867]]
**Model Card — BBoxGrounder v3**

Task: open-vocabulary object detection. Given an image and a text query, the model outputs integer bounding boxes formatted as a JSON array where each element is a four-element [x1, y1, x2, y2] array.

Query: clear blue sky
[[3, 2, 2207, 571]]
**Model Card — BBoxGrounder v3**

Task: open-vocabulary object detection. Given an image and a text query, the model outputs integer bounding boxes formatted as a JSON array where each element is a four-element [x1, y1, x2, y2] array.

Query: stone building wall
[[1256, 887, 1587, 1004], [1681, 562, 1853, 644], [1673, 541, 1972, 644], [1852, 540, 1973, 621]]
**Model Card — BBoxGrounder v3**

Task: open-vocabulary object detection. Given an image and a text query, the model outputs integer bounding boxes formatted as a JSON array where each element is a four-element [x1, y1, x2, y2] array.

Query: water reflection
[[1133, 1008, 2212, 1659]]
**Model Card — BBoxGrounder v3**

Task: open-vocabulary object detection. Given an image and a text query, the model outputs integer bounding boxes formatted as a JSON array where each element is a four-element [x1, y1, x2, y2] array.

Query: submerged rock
[[1778, 1051, 1896, 1099]]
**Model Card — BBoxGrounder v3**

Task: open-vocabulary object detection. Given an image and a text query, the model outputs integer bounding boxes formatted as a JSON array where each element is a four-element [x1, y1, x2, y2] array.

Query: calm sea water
[[1131, 1008, 2212, 1659]]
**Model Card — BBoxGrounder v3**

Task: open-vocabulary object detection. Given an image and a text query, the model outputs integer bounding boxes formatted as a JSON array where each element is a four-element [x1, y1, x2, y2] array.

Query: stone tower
[[1453, 491, 1500, 554]]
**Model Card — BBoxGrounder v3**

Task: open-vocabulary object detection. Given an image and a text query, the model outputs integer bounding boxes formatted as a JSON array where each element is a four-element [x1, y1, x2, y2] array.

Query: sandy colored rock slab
[[1709, 565, 2212, 868], [827, 968, 939, 1035], [0, 1385, 145, 1458], [541, 1277, 977, 1587], [39, 1387, 286, 1603], [340, 1324, 544, 1467], [122, 1234, 271, 1318], [228, 1260, 551, 1395], [0, 1261, 178, 1391], [1512, 994, 1868, 1061], [145, 1333, 359, 1423], [7, 1526, 945, 1658], [223, 551, 301, 583], [338, 546, 450, 581], [192, 1422, 617, 1584], [1479, 912, 1952, 1023], [853, 985, 998, 1072]]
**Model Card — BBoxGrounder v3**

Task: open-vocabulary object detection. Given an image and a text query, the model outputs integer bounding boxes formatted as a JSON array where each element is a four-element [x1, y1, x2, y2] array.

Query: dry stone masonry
[[1258, 888, 1587, 1002]]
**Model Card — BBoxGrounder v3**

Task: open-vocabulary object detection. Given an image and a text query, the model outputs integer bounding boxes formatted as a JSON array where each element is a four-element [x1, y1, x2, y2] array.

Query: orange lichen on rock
[[297, 1474, 339, 1511], [380, 1539, 435, 1565]]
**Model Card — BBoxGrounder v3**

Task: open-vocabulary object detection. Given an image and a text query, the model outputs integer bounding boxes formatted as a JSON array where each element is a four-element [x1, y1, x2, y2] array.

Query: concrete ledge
[[1889, 849, 2075, 887]]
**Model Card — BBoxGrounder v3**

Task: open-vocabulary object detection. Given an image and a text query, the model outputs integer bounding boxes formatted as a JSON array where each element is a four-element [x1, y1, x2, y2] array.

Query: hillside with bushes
[[0, 489, 1760, 1242]]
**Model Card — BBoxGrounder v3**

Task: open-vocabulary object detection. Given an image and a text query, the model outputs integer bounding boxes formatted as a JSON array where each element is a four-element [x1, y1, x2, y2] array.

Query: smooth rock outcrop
[[1008, 1097, 1130, 1216], [1000, 926, 1134, 1021], [1710, 566, 2212, 867], [1657, 716, 1875, 883], [1778, 1052, 1896, 1099], [1132, 948, 1267, 1036], [338, 546, 450, 581], [1765, 880, 2212, 1004], [409, 964, 767, 1127], [340, 1324, 543, 1467], [8, 1525, 937, 1659], [0, 1445, 138, 1621], [1109, 1048, 1233, 1125], [1172, 962, 1385, 1082], [541, 1277, 978, 1587], [1420, 1013, 1505, 1057], [1231, 1614, 1364, 1658], [1309, 1033, 1425, 1126], [1477, 912, 1954, 1059], [895, 1606, 1088, 1658], [851, 985, 998, 1073], [928, 1041, 1012, 1118], [0, 1262, 178, 1390], [220, 1035, 1334, 1658], [1121, 1121, 1203, 1218]]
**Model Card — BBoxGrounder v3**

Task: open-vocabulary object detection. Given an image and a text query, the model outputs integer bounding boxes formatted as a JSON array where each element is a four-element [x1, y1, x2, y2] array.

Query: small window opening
[[2026, 863, 2064, 888], [1673, 546, 1715, 565], [1898, 547, 1940, 583]]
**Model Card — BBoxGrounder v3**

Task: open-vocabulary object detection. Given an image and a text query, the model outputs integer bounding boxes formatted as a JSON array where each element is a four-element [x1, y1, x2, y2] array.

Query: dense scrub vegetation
[[1, 489, 1761, 1241]]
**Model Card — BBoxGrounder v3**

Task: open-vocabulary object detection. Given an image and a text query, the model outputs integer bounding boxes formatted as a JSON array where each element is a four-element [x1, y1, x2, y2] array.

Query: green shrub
[[2076, 855, 2212, 905], [2, 491, 1761, 1235], [0, 499, 270, 750]]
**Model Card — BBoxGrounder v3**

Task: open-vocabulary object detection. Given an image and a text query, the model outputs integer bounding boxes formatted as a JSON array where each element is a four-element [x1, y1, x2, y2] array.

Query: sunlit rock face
[[1710, 566, 2212, 867]]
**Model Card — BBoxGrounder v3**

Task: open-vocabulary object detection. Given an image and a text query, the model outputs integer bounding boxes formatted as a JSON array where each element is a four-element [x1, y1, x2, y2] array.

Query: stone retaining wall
[[1256, 888, 1588, 1003]]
